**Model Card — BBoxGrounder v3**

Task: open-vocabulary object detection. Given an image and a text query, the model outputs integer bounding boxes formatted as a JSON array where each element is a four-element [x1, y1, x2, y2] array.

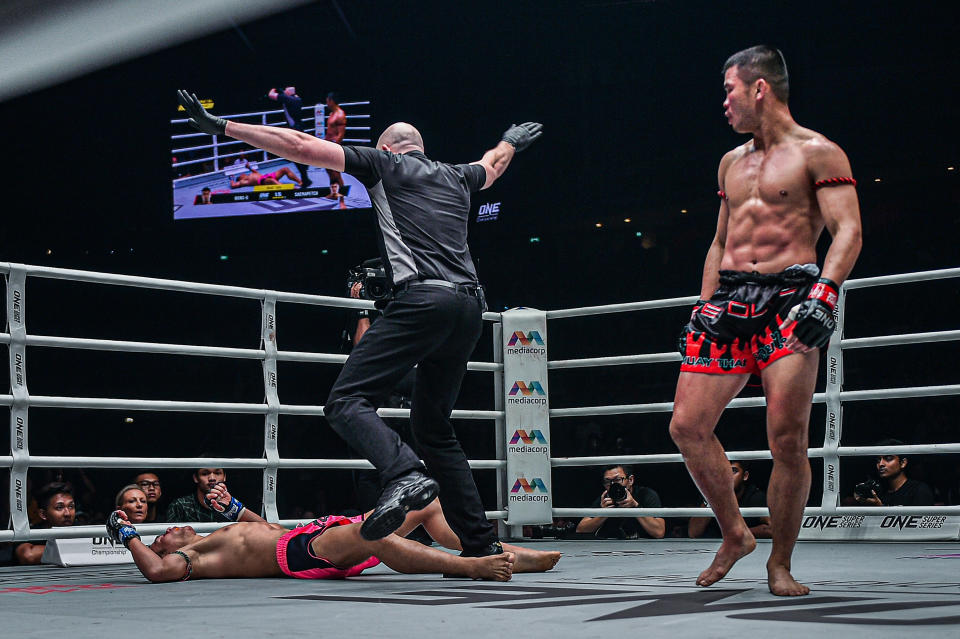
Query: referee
[[176, 90, 541, 556]]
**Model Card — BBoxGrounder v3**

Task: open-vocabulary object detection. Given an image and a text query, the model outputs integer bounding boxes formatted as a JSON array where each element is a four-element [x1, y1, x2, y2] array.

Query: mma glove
[[204, 489, 246, 522], [501, 122, 543, 152], [177, 90, 227, 136], [107, 510, 141, 548], [788, 278, 839, 349]]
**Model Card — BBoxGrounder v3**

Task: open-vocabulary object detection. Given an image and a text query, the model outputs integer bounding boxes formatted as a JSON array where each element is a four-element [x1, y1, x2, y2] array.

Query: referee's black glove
[[501, 122, 543, 152], [177, 90, 227, 136]]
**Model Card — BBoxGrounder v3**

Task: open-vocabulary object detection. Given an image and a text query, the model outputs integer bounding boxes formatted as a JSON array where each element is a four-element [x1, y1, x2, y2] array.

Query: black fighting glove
[[786, 278, 838, 349], [501, 122, 543, 152], [177, 90, 227, 135], [107, 510, 141, 548]]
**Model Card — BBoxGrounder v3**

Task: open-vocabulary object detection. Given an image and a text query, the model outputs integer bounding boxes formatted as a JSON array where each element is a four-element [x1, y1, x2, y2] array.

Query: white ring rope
[[3, 264, 958, 541]]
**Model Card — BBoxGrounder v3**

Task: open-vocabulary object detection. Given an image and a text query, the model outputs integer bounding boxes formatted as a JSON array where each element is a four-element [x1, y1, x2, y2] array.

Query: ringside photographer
[[576, 465, 665, 539]]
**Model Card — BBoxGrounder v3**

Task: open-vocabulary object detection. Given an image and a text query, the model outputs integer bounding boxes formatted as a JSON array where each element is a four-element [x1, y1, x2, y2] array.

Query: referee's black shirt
[[342, 146, 486, 287]]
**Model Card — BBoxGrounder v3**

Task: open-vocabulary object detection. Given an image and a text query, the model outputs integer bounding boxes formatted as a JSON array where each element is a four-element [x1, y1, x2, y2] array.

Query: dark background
[[2, 1, 958, 530]]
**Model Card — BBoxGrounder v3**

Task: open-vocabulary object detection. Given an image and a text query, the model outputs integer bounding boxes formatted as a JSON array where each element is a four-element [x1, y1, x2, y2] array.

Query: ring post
[[821, 284, 846, 511], [6, 266, 30, 538], [261, 295, 280, 522], [501, 309, 552, 527]]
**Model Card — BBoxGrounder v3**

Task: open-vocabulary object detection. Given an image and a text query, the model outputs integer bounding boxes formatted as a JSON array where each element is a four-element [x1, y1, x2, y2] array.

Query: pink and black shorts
[[679, 264, 819, 376], [275, 514, 381, 579]]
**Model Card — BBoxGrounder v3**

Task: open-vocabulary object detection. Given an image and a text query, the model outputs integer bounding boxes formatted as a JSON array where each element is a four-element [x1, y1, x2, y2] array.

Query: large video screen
[[171, 92, 373, 220]]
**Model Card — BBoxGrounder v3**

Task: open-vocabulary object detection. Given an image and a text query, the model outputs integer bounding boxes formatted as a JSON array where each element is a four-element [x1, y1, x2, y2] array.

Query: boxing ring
[[2, 262, 960, 635]]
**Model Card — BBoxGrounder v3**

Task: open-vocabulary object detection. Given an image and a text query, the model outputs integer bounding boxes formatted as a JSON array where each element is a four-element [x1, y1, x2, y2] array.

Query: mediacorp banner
[[502, 308, 552, 525]]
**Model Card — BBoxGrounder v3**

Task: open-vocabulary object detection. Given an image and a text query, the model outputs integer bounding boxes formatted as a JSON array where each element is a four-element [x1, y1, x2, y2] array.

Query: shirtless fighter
[[107, 483, 560, 583], [323, 92, 346, 190], [670, 46, 861, 596], [230, 163, 302, 188]]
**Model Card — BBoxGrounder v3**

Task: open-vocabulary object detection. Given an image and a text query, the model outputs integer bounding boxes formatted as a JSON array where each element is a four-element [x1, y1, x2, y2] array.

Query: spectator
[[576, 465, 665, 539], [13, 482, 76, 565], [854, 439, 934, 507], [134, 472, 163, 522], [165, 466, 229, 523], [688, 460, 771, 539], [116, 484, 148, 524]]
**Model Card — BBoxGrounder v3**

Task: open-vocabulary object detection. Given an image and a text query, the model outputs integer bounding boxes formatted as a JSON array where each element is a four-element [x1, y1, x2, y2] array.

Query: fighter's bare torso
[[175, 522, 287, 579], [326, 108, 346, 143], [720, 126, 836, 273]]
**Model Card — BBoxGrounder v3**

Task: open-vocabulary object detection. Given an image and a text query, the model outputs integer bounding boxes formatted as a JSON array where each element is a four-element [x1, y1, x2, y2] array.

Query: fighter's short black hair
[[326, 91, 341, 104], [36, 481, 73, 509], [722, 45, 789, 102]]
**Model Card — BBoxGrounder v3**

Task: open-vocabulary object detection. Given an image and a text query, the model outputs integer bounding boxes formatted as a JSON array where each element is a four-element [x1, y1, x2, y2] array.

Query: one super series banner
[[501, 308, 552, 525]]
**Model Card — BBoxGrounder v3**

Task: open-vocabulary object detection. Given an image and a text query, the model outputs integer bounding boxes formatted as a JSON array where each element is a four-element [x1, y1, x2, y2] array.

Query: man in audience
[[576, 465, 665, 539], [134, 471, 163, 522], [854, 438, 935, 506], [13, 482, 76, 565], [165, 465, 229, 522], [689, 460, 771, 539]]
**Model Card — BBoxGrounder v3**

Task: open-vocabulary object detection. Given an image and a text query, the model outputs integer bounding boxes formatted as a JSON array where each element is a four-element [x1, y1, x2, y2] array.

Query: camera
[[347, 258, 391, 302], [607, 481, 627, 503], [854, 478, 881, 499]]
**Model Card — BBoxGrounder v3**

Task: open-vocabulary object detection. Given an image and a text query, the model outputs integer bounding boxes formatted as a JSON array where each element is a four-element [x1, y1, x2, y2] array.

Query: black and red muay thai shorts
[[678, 263, 820, 375]]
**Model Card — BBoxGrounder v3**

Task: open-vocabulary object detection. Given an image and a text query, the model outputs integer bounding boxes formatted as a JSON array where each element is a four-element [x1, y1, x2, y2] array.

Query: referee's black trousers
[[323, 284, 497, 550]]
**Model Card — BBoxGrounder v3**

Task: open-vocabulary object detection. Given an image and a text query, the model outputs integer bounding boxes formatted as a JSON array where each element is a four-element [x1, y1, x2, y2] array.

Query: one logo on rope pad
[[510, 477, 549, 502], [506, 331, 546, 355], [507, 381, 547, 406]]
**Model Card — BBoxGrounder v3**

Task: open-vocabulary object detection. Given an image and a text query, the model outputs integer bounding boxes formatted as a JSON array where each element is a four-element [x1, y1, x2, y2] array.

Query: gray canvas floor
[[2, 540, 959, 637]]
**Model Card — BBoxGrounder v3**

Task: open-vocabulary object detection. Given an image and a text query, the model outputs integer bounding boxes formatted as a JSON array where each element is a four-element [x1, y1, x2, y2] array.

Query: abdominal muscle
[[721, 198, 822, 274]]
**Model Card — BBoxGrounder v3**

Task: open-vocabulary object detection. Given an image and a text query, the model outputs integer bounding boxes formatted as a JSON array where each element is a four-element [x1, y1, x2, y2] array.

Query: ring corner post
[[260, 295, 280, 522], [6, 266, 30, 539], [501, 309, 552, 535]]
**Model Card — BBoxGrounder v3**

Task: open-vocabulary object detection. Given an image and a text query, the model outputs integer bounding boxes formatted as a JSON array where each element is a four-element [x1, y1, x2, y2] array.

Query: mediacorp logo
[[510, 429, 547, 444], [509, 477, 549, 502], [506, 330, 546, 355], [507, 381, 547, 405], [509, 429, 548, 454]]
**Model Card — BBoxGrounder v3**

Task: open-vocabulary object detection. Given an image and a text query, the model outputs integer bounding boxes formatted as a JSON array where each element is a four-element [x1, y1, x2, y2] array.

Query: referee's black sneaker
[[360, 470, 439, 541]]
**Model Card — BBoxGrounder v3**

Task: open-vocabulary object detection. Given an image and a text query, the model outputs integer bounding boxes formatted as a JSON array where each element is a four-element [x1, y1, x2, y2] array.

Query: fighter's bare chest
[[724, 147, 811, 206]]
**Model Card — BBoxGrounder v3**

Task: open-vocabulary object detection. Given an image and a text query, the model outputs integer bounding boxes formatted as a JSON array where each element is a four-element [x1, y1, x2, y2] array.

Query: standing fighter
[[267, 86, 312, 187], [176, 90, 542, 556], [323, 92, 347, 191], [670, 45, 861, 596]]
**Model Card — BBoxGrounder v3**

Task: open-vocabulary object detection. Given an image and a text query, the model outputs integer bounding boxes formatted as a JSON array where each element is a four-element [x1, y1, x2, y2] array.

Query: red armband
[[808, 277, 839, 309], [717, 190, 727, 200], [814, 177, 857, 188]]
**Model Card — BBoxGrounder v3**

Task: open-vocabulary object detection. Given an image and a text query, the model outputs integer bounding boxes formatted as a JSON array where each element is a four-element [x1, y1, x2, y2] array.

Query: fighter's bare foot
[[501, 543, 561, 573], [767, 562, 810, 596], [469, 552, 515, 581], [696, 531, 756, 587]]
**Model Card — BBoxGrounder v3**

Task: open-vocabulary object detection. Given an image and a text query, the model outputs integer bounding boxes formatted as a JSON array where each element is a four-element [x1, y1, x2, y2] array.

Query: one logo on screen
[[506, 330, 546, 355], [509, 429, 548, 455], [507, 381, 547, 406], [509, 476, 549, 503], [477, 202, 501, 222]]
